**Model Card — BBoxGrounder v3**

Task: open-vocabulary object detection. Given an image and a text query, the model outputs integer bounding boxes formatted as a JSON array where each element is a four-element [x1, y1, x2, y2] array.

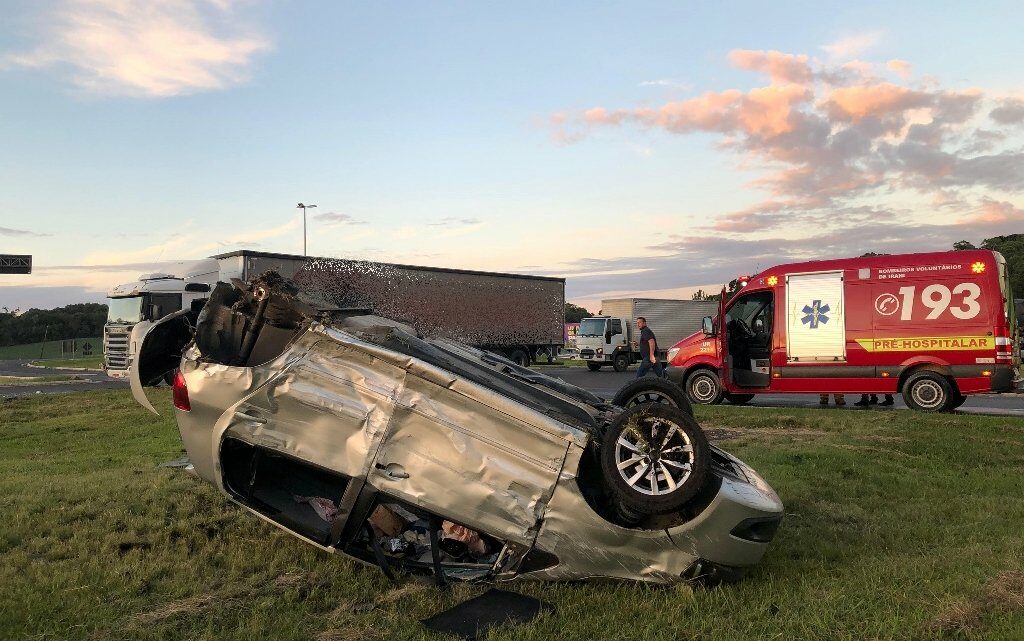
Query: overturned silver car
[[132, 272, 782, 585]]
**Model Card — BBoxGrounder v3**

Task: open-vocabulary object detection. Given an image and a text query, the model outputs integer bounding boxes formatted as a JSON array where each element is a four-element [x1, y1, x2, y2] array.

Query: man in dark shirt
[[635, 317, 665, 378]]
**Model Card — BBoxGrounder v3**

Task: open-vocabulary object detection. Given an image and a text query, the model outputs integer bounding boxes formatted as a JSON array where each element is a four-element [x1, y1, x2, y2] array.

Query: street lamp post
[[296, 203, 317, 256]]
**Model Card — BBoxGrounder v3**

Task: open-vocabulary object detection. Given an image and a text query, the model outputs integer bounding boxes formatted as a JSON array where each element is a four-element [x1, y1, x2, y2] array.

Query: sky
[[1, 0, 1023, 313]]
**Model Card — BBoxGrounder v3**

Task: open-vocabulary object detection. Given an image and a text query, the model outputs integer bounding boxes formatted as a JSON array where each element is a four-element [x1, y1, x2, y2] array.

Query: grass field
[[29, 356, 105, 370], [2, 389, 1024, 640], [0, 336, 102, 360]]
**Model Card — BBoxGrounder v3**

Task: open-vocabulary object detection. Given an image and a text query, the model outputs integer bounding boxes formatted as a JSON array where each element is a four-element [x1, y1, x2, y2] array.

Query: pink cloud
[[886, 59, 913, 80], [550, 48, 1024, 238], [727, 49, 813, 85]]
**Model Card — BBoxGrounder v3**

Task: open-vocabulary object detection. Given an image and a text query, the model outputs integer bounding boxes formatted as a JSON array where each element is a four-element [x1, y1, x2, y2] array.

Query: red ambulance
[[666, 250, 1019, 411]]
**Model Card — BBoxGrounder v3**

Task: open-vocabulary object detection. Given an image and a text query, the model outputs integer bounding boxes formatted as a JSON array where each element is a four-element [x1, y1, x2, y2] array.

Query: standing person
[[635, 317, 664, 378]]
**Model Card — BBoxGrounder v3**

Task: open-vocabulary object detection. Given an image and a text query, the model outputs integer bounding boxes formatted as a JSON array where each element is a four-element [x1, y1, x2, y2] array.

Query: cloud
[[552, 48, 1024, 233], [886, 59, 913, 80], [639, 79, 692, 90], [0, 226, 50, 237], [4, 0, 270, 97], [727, 50, 813, 85], [314, 211, 366, 225], [427, 217, 482, 226], [990, 98, 1024, 125], [821, 31, 882, 59]]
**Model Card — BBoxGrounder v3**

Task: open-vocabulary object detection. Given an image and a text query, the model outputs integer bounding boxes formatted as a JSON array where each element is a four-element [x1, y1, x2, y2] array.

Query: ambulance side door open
[[724, 289, 775, 389]]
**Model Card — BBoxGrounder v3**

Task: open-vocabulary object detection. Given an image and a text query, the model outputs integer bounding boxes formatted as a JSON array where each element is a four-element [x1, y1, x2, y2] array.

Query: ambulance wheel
[[725, 393, 755, 405], [613, 378, 694, 416], [902, 371, 953, 412], [686, 369, 724, 405], [613, 353, 630, 372], [587, 362, 603, 371], [600, 404, 710, 515]]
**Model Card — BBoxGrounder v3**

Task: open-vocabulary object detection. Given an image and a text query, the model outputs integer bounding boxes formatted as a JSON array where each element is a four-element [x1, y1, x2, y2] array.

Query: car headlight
[[667, 347, 679, 362]]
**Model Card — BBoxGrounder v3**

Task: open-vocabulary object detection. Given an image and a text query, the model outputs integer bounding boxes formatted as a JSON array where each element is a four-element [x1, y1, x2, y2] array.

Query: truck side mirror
[[702, 316, 715, 335]]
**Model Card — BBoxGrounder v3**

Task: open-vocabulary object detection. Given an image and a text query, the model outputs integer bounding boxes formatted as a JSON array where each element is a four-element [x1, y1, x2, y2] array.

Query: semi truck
[[104, 260, 218, 378], [104, 250, 565, 378], [577, 298, 719, 372], [666, 249, 1020, 411]]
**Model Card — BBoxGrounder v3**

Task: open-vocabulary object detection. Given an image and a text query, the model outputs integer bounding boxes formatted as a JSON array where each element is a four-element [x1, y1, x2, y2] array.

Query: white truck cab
[[577, 316, 633, 371], [104, 260, 217, 378]]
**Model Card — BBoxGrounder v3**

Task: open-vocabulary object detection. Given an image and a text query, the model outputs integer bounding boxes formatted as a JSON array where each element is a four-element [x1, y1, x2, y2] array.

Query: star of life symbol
[[801, 300, 830, 328]]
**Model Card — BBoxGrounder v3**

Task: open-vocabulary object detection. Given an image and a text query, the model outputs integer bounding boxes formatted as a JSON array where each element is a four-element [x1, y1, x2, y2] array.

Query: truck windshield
[[107, 296, 143, 324], [579, 318, 607, 337]]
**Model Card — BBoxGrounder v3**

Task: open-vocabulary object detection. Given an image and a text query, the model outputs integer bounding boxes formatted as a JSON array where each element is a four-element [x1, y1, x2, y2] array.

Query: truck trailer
[[105, 251, 565, 378], [577, 298, 719, 372], [667, 250, 1020, 411]]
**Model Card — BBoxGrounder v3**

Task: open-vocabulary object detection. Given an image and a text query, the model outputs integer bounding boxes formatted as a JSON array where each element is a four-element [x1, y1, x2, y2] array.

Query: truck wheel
[[613, 353, 629, 372], [587, 362, 603, 371], [902, 371, 953, 412], [724, 393, 755, 405], [612, 378, 694, 416], [686, 369, 724, 405], [600, 404, 710, 515], [507, 348, 530, 368]]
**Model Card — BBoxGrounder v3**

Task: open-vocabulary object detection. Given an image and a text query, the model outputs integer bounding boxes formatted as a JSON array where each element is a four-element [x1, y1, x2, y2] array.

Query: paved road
[[537, 366, 1024, 417], [4, 357, 1023, 418], [0, 360, 127, 399]]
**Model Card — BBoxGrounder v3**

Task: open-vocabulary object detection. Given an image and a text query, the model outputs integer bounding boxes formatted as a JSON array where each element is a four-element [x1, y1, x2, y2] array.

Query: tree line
[[0, 303, 108, 347]]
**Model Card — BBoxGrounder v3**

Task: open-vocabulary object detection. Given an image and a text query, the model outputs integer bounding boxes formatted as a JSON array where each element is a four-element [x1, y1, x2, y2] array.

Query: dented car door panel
[[369, 372, 572, 546]]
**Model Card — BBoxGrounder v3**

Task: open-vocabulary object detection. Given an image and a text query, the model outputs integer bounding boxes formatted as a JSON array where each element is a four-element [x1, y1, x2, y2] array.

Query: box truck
[[578, 298, 719, 371], [667, 250, 1019, 411]]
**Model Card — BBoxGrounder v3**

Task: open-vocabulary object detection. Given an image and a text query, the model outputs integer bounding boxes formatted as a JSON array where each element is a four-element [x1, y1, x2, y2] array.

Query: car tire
[[507, 348, 530, 368], [587, 362, 603, 371], [902, 371, 953, 412], [612, 377, 694, 416], [686, 369, 724, 405], [724, 393, 755, 405], [613, 353, 629, 372], [600, 404, 710, 515]]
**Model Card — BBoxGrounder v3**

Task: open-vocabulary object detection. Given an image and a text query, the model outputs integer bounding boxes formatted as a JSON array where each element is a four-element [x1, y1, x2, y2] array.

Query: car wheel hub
[[615, 417, 693, 496]]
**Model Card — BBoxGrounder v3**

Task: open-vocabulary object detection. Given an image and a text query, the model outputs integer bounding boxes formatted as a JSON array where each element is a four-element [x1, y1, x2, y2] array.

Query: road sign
[[0, 255, 32, 274]]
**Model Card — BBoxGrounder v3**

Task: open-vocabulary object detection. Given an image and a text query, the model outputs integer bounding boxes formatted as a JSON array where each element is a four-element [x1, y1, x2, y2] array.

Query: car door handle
[[375, 462, 409, 479]]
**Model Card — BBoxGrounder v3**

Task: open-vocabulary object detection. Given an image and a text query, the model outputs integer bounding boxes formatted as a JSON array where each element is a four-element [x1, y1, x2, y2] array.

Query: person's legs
[[835, 394, 846, 406], [653, 361, 665, 378], [819, 394, 829, 405], [636, 359, 652, 378], [869, 394, 879, 404], [855, 394, 870, 406], [881, 394, 894, 406]]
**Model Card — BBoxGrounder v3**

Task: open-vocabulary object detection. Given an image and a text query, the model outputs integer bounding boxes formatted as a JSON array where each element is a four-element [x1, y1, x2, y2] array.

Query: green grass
[[30, 356, 105, 370], [0, 374, 82, 385], [0, 336, 102, 360], [2, 390, 1024, 640]]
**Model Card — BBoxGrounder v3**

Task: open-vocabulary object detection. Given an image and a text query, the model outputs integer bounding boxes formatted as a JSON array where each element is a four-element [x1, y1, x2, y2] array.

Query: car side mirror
[[702, 316, 715, 335]]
